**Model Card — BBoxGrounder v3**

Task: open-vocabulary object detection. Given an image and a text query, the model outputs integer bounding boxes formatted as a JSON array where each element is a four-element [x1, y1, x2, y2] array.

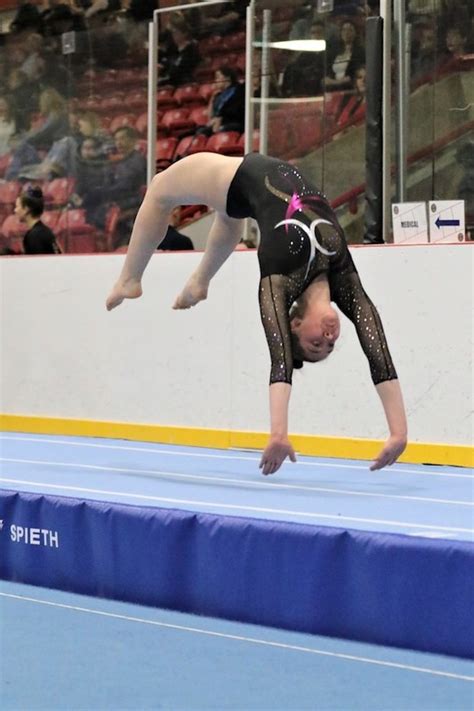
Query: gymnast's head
[[289, 294, 340, 369]]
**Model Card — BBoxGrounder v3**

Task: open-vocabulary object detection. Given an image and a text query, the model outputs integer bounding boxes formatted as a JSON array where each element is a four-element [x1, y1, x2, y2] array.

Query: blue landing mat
[[1, 433, 473, 659]]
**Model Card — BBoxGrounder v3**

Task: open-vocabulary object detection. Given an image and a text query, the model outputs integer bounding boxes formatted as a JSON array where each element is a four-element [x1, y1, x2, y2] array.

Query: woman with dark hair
[[197, 66, 245, 135], [106, 152, 407, 475], [324, 20, 365, 91], [14, 187, 61, 255]]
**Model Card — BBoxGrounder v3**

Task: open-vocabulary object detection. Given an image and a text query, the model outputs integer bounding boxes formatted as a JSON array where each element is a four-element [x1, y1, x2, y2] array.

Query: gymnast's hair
[[289, 296, 307, 371], [19, 186, 44, 218]]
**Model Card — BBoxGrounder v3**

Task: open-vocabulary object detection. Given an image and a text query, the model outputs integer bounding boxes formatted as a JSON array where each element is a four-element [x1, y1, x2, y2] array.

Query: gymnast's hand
[[260, 436, 297, 475], [106, 279, 143, 311], [370, 434, 407, 471]]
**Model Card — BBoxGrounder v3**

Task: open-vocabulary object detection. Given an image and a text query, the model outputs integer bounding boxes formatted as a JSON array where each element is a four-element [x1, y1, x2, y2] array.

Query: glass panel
[[405, 0, 473, 236], [252, 0, 368, 243]]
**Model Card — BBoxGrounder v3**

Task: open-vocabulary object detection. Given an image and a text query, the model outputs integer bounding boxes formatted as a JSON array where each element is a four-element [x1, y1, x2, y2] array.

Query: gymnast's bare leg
[[106, 153, 243, 311]]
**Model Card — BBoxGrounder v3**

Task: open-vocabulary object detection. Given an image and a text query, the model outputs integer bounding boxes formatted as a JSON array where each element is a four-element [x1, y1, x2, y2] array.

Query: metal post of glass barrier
[[148, 0, 235, 183], [394, 0, 408, 202], [244, 0, 255, 156], [380, 0, 392, 240], [147, 19, 158, 186], [259, 9, 271, 156]]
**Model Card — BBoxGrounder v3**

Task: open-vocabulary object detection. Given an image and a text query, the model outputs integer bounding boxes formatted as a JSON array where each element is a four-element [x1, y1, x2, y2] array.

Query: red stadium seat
[[109, 114, 138, 134], [43, 178, 76, 207], [189, 106, 209, 127], [157, 87, 177, 110], [0, 180, 21, 207], [161, 108, 195, 136], [175, 133, 208, 159], [1, 214, 26, 240], [99, 94, 126, 114], [239, 130, 259, 151], [174, 84, 204, 107], [205, 131, 241, 154], [156, 137, 178, 168], [127, 90, 148, 111], [0, 152, 13, 178], [57, 209, 95, 235], [135, 112, 148, 135], [198, 83, 216, 102], [226, 31, 246, 51], [41, 211, 60, 232]]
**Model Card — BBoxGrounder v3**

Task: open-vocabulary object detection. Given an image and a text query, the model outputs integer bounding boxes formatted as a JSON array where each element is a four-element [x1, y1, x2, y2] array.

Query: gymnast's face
[[291, 307, 340, 362]]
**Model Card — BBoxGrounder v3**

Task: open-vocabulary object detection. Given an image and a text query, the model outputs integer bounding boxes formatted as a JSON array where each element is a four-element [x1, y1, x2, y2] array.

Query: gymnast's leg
[[173, 212, 243, 309], [106, 152, 243, 311]]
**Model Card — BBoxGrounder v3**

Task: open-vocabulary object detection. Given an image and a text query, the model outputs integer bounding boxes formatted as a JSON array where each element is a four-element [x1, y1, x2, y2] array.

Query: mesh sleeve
[[330, 269, 398, 385], [258, 275, 294, 385]]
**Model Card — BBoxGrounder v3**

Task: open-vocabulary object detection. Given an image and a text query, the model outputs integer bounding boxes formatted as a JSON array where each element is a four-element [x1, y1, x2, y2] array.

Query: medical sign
[[429, 201, 465, 243], [391, 202, 428, 243]]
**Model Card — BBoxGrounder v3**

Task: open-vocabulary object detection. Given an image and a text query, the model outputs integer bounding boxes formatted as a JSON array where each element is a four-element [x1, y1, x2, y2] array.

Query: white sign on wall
[[392, 202, 428, 244], [428, 200, 465, 243]]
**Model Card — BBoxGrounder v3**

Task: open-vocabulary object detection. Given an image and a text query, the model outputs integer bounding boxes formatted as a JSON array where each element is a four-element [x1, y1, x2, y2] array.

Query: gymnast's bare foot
[[106, 279, 143, 311], [173, 275, 208, 309]]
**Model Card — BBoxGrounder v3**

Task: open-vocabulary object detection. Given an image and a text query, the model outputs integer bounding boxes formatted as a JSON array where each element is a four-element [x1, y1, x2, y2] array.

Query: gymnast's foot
[[106, 279, 143, 311], [173, 275, 208, 309]]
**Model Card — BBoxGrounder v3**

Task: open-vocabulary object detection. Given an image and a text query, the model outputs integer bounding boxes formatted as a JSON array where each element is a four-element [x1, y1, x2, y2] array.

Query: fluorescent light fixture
[[264, 39, 327, 52]]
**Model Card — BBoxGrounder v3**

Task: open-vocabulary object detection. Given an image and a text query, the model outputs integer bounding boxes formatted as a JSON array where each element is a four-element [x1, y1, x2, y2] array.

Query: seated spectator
[[69, 136, 109, 207], [159, 18, 201, 86], [0, 96, 17, 157], [17, 111, 110, 181], [335, 65, 366, 127], [14, 186, 61, 255], [199, 0, 246, 36], [411, 22, 439, 81], [196, 67, 245, 136], [6, 87, 69, 180], [443, 26, 469, 66], [157, 207, 194, 251], [82, 125, 146, 229], [5, 68, 38, 131], [10, 2, 44, 35], [281, 21, 326, 97], [324, 20, 365, 91]]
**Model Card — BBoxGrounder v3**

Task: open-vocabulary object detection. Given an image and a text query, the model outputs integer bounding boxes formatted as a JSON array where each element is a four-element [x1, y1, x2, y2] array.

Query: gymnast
[[106, 152, 408, 475]]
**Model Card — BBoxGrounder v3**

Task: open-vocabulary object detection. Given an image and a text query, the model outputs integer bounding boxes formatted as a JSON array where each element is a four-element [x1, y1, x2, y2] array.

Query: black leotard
[[226, 152, 397, 386]]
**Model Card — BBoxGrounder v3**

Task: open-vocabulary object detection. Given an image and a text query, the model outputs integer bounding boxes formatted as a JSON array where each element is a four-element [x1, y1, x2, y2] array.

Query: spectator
[[196, 67, 245, 136], [411, 22, 439, 81], [6, 87, 69, 179], [69, 136, 109, 206], [0, 96, 17, 157], [5, 68, 38, 131], [157, 207, 194, 251], [83, 125, 146, 228], [324, 20, 365, 91], [335, 65, 366, 127], [199, 0, 246, 36], [10, 2, 44, 35], [444, 26, 469, 62], [281, 21, 326, 97], [159, 18, 200, 86], [14, 186, 61, 255]]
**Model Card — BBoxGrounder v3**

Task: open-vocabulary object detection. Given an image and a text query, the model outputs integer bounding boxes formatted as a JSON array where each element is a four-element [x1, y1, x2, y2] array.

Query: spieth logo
[[8, 523, 60, 548]]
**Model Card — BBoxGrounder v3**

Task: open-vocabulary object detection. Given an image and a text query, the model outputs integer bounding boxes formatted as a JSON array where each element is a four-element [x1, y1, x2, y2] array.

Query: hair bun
[[25, 186, 43, 199], [293, 359, 304, 370]]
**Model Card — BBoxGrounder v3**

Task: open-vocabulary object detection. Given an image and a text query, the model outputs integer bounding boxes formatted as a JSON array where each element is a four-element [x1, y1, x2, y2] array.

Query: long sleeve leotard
[[226, 153, 397, 386]]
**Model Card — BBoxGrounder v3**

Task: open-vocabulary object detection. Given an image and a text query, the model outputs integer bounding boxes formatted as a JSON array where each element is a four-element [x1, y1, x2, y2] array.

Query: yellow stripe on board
[[1, 414, 472, 468]]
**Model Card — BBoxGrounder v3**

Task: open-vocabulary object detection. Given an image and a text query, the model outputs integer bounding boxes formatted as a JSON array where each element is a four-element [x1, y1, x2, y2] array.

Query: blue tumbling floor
[[1, 580, 473, 710], [1, 432, 473, 673], [0, 433, 472, 539]]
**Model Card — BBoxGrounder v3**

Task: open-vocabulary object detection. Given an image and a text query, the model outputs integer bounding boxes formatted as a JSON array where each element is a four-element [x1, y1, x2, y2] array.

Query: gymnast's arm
[[258, 276, 297, 475], [330, 268, 408, 469]]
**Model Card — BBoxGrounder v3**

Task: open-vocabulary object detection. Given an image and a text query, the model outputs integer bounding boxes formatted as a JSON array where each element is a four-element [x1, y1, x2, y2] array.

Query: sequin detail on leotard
[[226, 154, 397, 385]]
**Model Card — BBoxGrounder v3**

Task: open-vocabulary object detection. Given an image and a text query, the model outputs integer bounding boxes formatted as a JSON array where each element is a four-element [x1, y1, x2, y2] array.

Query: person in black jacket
[[14, 186, 61, 255], [196, 67, 245, 136]]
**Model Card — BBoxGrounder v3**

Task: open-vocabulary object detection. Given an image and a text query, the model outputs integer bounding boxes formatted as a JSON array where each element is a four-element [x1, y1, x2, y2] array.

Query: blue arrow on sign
[[435, 216, 460, 229]]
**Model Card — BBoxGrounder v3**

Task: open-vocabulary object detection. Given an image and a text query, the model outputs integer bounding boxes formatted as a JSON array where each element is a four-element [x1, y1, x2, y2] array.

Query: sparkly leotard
[[226, 152, 397, 386]]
